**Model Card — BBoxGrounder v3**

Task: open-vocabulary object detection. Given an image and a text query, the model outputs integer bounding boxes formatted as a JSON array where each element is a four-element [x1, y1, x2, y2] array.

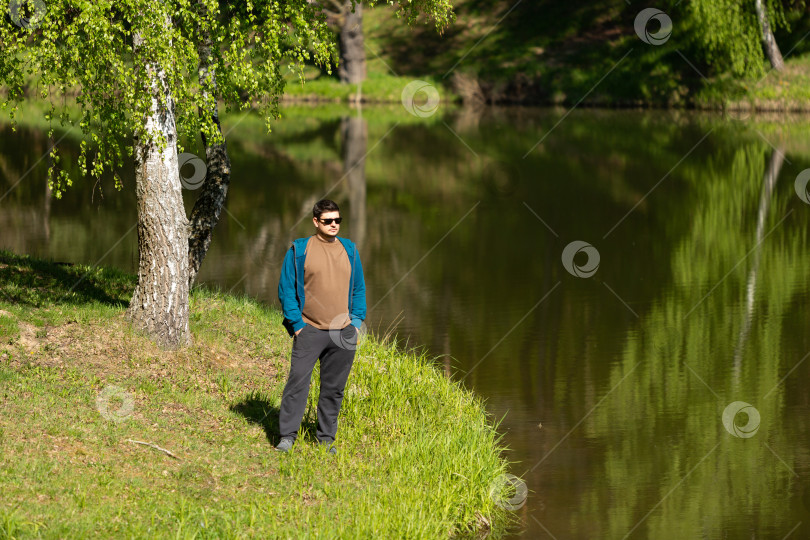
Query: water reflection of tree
[[342, 110, 367, 248], [191, 108, 370, 300], [732, 147, 784, 382], [0, 127, 55, 251], [571, 142, 809, 539]]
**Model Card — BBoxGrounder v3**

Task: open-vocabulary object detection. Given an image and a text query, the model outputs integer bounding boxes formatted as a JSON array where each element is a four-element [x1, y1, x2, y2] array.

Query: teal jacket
[[277, 236, 367, 337]]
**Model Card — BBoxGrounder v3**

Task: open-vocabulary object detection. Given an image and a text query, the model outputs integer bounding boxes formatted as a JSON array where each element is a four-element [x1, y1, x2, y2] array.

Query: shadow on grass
[[0, 250, 132, 308], [230, 390, 322, 446], [230, 391, 283, 445]]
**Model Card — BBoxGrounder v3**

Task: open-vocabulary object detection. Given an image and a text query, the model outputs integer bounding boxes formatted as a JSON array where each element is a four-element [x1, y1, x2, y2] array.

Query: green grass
[[696, 55, 810, 111], [9, 0, 810, 112], [0, 250, 519, 539], [355, 1, 810, 110], [282, 69, 456, 105]]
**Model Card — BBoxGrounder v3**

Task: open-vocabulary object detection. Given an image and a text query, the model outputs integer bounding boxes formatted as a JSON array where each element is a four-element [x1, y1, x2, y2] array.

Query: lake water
[[3, 103, 810, 538]]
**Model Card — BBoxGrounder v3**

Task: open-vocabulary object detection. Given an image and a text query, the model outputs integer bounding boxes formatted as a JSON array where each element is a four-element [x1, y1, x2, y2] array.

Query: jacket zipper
[[293, 241, 300, 306], [349, 245, 356, 316]]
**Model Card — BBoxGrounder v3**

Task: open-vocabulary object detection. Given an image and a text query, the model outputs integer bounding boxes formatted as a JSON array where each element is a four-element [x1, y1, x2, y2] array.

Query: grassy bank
[[6, 0, 810, 112], [281, 70, 457, 105], [0, 250, 519, 539], [695, 55, 810, 112], [288, 1, 810, 111]]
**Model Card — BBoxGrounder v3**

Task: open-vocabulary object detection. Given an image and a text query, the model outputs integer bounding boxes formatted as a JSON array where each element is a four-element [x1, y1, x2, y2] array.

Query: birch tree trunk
[[187, 0, 232, 288], [754, 0, 785, 71], [339, 1, 366, 84], [126, 21, 191, 348]]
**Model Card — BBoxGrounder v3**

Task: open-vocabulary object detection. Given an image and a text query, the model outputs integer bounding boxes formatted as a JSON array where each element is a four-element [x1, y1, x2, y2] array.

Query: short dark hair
[[313, 199, 340, 218]]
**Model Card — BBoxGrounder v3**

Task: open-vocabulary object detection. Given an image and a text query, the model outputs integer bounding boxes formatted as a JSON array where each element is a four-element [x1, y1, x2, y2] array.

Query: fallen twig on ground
[[126, 438, 181, 460]]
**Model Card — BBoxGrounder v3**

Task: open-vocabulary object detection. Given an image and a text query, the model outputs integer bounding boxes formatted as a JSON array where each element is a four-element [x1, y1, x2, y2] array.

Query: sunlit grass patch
[[0, 250, 518, 538]]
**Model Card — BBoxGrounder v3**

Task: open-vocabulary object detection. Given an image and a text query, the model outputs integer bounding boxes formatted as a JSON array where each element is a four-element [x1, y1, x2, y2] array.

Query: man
[[275, 199, 366, 454]]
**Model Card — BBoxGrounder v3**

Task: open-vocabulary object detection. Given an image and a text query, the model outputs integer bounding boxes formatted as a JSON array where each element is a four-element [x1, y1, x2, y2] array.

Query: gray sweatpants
[[278, 324, 357, 443]]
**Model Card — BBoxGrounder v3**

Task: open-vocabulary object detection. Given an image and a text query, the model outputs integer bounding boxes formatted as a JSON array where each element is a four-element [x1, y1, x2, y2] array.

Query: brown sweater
[[301, 234, 352, 330]]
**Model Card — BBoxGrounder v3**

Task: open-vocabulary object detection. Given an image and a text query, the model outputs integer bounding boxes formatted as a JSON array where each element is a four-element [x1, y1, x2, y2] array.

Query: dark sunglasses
[[318, 217, 343, 225]]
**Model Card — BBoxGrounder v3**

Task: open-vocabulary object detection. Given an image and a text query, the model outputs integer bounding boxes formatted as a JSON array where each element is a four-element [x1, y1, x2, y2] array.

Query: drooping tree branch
[[0, 0, 453, 347]]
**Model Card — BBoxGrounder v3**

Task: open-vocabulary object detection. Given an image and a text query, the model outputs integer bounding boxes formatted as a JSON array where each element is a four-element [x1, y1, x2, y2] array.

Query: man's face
[[314, 210, 341, 238]]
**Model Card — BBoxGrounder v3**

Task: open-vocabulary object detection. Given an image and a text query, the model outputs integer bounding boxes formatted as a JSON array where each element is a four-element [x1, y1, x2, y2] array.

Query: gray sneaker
[[319, 440, 337, 455], [275, 437, 295, 452]]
